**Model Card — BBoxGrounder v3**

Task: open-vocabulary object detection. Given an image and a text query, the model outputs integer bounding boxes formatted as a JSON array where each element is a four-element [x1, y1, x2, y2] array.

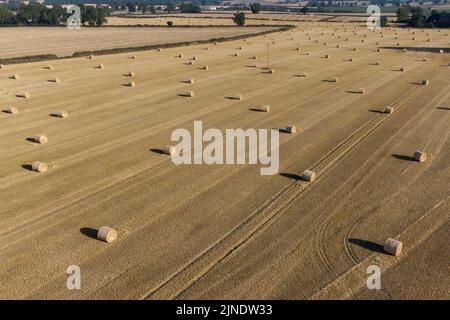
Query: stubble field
[[0, 21, 449, 299]]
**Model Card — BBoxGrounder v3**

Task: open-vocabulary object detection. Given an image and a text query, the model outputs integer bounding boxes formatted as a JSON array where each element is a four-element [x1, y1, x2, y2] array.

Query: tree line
[[0, 3, 109, 26], [397, 5, 450, 28]]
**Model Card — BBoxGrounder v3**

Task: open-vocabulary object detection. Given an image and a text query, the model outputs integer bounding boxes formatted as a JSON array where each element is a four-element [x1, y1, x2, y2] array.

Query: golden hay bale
[[301, 169, 316, 182], [55, 111, 68, 118], [427, 39, 431, 42], [127, 81, 136, 87], [233, 53, 239, 57], [186, 78, 195, 84], [357, 88, 365, 94], [188, 61, 194, 65], [127, 72, 135, 77], [384, 106, 394, 114], [403, 48, 407, 52], [336, 45, 340, 48], [421, 79, 430, 86], [296, 47, 300, 51], [45, 65, 54, 70], [253, 64, 259, 68], [97, 226, 118, 243], [97, 64, 104, 69], [88, 55, 95, 59], [298, 72, 308, 77], [399, 66, 405, 72], [439, 49, 444, 53], [33, 134, 48, 144], [193, 56, 198, 60], [331, 76, 339, 82], [286, 125, 296, 134], [162, 145, 176, 155], [231, 94, 243, 100], [238, 46, 243, 50], [214, 41, 219, 45], [32, 161, 48, 173], [0, 64, 4, 69], [422, 58, 427, 62], [324, 54, 330, 59], [377, 48, 381, 52], [11, 74, 20, 80], [157, 48, 162, 52], [182, 91, 194, 98], [6, 107, 18, 114], [383, 238, 403, 256], [348, 58, 353, 62], [374, 61, 381, 65], [19, 92, 31, 99], [130, 55, 137, 59], [178, 54, 184, 58], [258, 105, 270, 112], [50, 77, 60, 83], [413, 150, 427, 162], [268, 69, 275, 74], [202, 65, 209, 70], [252, 55, 258, 59]]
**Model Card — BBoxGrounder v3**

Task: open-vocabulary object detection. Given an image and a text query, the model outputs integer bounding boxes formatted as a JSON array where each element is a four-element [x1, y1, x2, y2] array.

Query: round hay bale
[[301, 169, 316, 182], [258, 105, 270, 112], [403, 48, 407, 52], [384, 106, 394, 114], [97, 226, 118, 243], [268, 69, 275, 74], [127, 72, 135, 77], [400, 66, 405, 72], [88, 55, 95, 59], [162, 145, 176, 155], [188, 61, 194, 65], [157, 48, 162, 52], [439, 49, 444, 53], [7, 107, 18, 114], [325, 54, 330, 59], [383, 238, 403, 256], [0, 64, 4, 69], [45, 65, 54, 70], [377, 48, 381, 52], [253, 64, 259, 68], [186, 78, 195, 84], [336, 45, 340, 48], [413, 150, 427, 162], [32, 161, 48, 173], [97, 64, 104, 69], [184, 91, 194, 98], [202, 65, 209, 70], [55, 111, 68, 118], [348, 58, 353, 62], [11, 74, 20, 80], [130, 55, 137, 60], [20, 92, 31, 99], [298, 72, 308, 77], [233, 53, 239, 57], [422, 58, 427, 62], [51, 77, 60, 83], [233, 94, 243, 100], [374, 61, 381, 65], [286, 125, 296, 134], [331, 76, 339, 82], [33, 134, 48, 144], [421, 79, 430, 86], [193, 56, 198, 60], [358, 88, 365, 94], [127, 81, 136, 87], [178, 54, 184, 58], [252, 55, 258, 59]]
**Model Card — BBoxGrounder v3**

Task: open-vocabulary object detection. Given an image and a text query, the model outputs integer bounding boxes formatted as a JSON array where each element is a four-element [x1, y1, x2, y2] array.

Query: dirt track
[[0, 22, 449, 299]]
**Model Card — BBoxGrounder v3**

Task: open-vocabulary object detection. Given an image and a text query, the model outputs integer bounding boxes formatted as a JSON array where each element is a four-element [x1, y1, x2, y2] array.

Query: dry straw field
[[0, 20, 449, 299]]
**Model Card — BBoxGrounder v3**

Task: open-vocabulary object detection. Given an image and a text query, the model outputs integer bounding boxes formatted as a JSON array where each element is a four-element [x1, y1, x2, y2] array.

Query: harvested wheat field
[[0, 22, 449, 300], [0, 26, 277, 59]]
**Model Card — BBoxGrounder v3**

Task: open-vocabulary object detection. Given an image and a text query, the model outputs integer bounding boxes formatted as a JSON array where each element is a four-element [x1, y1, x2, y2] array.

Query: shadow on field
[[280, 172, 299, 180], [391, 154, 416, 162], [368, 109, 383, 114], [80, 227, 98, 240], [348, 238, 384, 253], [381, 46, 448, 53], [150, 148, 165, 154], [437, 107, 450, 111], [21, 164, 33, 171]]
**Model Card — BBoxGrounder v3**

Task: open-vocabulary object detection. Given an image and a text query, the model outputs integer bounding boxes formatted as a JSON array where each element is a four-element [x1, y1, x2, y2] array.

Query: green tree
[[138, 2, 148, 14], [233, 11, 245, 27], [380, 16, 388, 27], [249, 2, 261, 14], [0, 6, 15, 24], [150, 4, 156, 14], [396, 5, 410, 22]]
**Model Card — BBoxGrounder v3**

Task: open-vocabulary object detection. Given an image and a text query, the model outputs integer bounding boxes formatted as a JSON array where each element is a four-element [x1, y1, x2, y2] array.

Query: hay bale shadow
[[248, 108, 265, 112], [436, 107, 450, 111], [25, 137, 38, 143], [348, 238, 384, 253], [150, 148, 164, 154], [80, 227, 98, 240], [280, 172, 300, 180], [22, 164, 33, 171], [368, 109, 383, 114], [391, 154, 415, 162]]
